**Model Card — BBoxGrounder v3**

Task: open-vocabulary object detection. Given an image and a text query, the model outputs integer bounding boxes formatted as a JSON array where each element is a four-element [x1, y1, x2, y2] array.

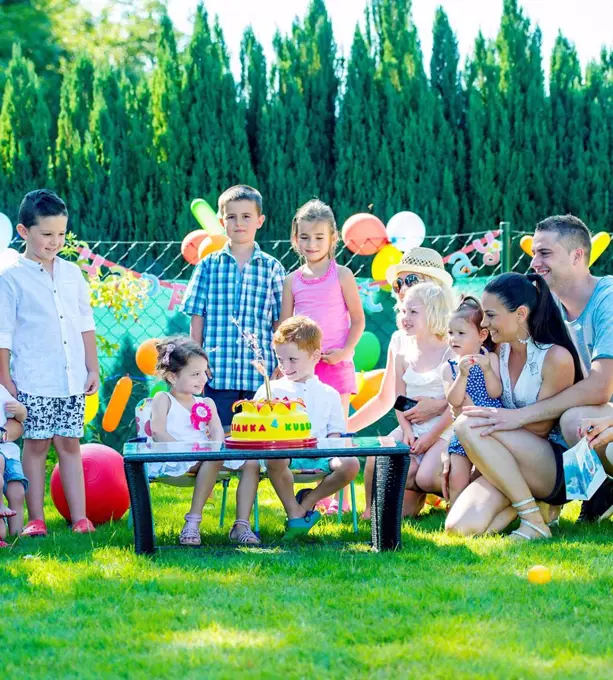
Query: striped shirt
[[181, 242, 285, 391]]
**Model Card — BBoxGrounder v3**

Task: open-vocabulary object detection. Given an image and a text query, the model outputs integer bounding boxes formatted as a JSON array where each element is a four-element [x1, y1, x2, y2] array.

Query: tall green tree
[[0, 45, 51, 220], [182, 3, 254, 228], [285, 0, 339, 202], [150, 12, 189, 235]]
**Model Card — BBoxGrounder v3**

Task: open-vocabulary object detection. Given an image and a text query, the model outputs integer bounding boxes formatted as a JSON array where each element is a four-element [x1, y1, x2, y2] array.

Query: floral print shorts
[[17, 392, 85, 440]]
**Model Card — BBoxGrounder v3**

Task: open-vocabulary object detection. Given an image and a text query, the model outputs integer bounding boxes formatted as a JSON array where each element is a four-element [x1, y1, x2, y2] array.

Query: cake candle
[[231, 317, 273, 403]]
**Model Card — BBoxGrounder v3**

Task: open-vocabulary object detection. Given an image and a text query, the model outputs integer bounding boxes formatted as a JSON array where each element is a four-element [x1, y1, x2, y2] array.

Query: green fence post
[[500, 221, 511, 273]]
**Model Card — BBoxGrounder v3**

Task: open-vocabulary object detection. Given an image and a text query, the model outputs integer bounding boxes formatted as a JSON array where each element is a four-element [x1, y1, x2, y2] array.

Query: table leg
[[371, 455, 410, 551], [124, 460, 156, 555]]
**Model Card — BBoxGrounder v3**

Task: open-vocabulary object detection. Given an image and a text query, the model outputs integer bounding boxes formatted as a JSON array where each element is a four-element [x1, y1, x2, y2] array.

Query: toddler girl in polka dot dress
[[442, 297, 503, 504]]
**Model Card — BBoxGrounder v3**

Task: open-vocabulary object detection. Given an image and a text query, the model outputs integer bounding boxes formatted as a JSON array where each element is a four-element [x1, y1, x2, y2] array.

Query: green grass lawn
[[1, 477, 612, 679]]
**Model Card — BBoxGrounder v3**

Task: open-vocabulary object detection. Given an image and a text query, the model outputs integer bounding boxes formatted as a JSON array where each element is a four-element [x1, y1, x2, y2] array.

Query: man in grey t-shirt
[[466, 215, 613, 522]]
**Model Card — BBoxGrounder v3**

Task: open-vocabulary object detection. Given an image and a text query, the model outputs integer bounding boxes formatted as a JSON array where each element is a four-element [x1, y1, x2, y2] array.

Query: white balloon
[[386, 211, 426, 252], [0, 213, 13, 253], [0, 248, 18, 271]]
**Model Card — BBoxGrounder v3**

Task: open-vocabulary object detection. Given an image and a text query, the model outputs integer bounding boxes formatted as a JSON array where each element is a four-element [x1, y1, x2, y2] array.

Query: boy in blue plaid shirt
[[182, 185, 285, 427]]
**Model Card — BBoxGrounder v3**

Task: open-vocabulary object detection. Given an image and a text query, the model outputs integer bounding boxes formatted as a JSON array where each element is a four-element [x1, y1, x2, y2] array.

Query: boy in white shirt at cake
[[257, 316, 359, 537]]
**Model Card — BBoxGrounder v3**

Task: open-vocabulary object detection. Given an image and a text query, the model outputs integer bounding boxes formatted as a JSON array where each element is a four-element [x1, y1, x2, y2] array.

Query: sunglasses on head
[[392, 273, 421, 293]]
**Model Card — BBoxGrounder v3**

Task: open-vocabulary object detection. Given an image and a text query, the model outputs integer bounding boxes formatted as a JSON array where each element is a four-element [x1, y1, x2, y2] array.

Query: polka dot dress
[[448, 360, 503, 457]]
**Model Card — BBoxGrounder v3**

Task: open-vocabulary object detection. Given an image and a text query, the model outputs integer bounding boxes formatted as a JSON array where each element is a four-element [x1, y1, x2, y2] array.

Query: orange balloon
[[350, 369, 385, 410], [198, 233, 229, 260], [181, 230, 208, 265], [136, 338, 159, 376], [102, 376, 133, 433], [342, 214, 388, 255]]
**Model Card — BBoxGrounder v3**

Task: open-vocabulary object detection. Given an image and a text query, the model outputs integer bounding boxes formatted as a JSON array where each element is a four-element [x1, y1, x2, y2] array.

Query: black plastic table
[[123, 437, 410, 555]]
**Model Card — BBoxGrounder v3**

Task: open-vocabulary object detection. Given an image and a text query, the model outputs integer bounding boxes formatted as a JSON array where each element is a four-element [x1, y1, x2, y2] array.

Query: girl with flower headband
[[150, 336, 260, 545]]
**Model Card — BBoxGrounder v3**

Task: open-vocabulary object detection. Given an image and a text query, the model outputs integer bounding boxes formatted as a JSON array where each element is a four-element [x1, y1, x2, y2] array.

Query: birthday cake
[[225, 397, 316, 449]]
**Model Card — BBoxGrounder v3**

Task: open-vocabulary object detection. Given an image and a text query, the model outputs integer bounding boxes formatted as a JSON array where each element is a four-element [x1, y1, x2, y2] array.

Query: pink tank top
[[292, 260, 350, 352]]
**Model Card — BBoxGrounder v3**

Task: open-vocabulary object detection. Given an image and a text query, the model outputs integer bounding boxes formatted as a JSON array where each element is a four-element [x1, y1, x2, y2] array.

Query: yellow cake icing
[[229, 398, 312, 441]]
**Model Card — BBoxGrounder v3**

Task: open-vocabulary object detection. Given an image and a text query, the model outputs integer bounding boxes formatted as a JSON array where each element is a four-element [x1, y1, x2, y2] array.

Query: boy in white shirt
[[256, 316, 359, 537], [0, 384, 28, 545], [0, 190, 99, 536]]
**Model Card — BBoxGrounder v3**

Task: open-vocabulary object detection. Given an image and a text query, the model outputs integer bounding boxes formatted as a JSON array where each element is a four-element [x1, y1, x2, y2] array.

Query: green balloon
[[353, 331, 381, 372], [190, 198, 225, 235], [149, 381, 169, 397]]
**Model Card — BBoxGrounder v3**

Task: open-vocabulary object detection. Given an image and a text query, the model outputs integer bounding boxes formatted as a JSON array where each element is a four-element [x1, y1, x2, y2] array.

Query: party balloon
[[136, 338, 159, 376], [198, 233, 229, 260], [190, 198, 225, 235], [386, 212, 426, 252], [149, 381, 169, 398], [181, 230, 209, 265], [102, 376, 133, 433], [341, 214, 388, 255], [590, 232, 611, 266], [350, 369, 384, 410], [84, 392, 99, 425], [0, 213, 12, 253], [371, 244, 403, 281], [0, 247, 19, 271], [353, 331, 381, 372], [519, 235, 533, 257]]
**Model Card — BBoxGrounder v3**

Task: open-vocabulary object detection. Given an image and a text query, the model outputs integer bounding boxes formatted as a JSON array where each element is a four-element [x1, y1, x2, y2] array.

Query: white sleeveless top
[[499, 338, 552, 409], [402, 347, 453, 440], [164, 393, 211, 442], [147, 393, 244, 479]]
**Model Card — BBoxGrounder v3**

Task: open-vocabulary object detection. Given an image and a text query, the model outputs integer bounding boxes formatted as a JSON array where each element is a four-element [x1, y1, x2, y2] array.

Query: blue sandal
[[282, 510, 321, 541]]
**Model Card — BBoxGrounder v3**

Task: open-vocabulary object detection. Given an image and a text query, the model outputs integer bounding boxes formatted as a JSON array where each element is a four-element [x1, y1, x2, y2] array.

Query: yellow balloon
[[371, 244, 403, 281], [589, 232, 611, 266], [84, 392, 99, 425], [519, 235, 533, 257]]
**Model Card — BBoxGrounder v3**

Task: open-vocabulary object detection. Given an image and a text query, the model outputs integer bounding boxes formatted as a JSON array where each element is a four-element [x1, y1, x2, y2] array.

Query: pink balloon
[[342, 214, 388, 255]]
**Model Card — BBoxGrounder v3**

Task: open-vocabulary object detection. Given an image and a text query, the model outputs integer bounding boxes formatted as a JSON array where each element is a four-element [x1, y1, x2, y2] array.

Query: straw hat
[[385, 246, 453, 288]]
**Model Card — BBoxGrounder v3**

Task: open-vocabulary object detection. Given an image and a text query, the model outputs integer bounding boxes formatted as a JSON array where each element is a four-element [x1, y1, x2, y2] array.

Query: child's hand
[[84, 371, 100, 396], [400, 423, 415, 447], [458, 355, 474, 377], [321, 348, 350, 365], [4, 401, 26, 421], [471, 348, 493, 373], [411, 433, 435, 456]]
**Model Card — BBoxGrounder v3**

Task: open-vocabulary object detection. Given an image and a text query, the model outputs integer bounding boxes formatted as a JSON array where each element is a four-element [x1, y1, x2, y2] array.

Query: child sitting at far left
[[0, 384, 28, 546], [258, 316, 360, 538]]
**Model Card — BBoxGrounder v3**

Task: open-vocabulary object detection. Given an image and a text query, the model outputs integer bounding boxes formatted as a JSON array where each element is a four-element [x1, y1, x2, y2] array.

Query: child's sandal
[[0, 539, 9, 548], [179, 513, 202, 546], [229, 519, 260, 545], [0, 507, 16, 518]]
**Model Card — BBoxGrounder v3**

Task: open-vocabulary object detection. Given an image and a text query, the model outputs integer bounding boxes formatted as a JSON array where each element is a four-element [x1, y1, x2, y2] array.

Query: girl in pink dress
[[280, 199, 365, 512]]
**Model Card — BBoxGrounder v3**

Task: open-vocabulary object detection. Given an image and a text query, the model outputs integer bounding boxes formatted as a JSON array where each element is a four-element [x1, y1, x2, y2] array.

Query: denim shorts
[[2, 455, 28, 496]]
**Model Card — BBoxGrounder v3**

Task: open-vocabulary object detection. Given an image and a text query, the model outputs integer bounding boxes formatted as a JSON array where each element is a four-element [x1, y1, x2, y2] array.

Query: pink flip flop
[[22, 520, 48, 537], [0, 539, 9, 548]]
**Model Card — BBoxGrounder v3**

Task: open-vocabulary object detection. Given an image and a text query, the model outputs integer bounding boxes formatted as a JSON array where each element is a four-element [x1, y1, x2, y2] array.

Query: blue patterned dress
[[448, 358, 503, 457]]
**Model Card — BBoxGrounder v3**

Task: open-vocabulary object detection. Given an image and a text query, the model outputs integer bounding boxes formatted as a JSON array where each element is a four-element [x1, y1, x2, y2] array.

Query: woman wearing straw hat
[[348, 247, 454, 518]]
